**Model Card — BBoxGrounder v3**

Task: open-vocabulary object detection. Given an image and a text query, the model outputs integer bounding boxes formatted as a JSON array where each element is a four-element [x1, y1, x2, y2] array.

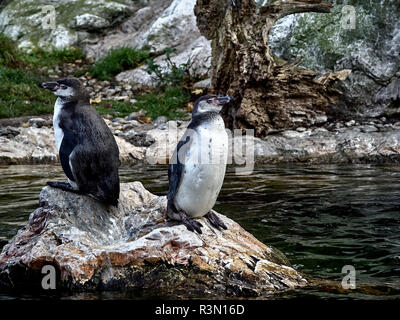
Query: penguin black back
[[39, 78, 120, 206]]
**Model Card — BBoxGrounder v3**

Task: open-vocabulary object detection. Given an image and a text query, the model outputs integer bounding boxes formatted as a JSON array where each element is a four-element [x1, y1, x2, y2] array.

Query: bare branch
[[260, 0, 333, 20]]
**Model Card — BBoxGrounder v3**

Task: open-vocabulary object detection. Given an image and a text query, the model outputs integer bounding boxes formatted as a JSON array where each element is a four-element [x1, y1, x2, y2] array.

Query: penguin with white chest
[[167, 95, 233, 233], [39, 78, 120, 206]]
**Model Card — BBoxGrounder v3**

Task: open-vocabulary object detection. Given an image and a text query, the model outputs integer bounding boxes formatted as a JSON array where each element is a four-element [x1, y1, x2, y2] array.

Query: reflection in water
[[0, 163, 400, 299]]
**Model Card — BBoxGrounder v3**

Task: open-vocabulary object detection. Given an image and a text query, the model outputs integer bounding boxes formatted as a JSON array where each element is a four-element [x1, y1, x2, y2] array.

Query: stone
[[153, 116, 168, 125], [345, 120, 355, 127], [28, 117, 48, 128], [0, 126, 144, 165], [0, 0, 132, 49], [268, 0, 400, 118], [0, 127, 20, 139], [0, 182, 306, 296], [360, 125, 378, 133], [127, 111, 146, 121], [126, 132, 156, 147], [193, 78, 211, 89]]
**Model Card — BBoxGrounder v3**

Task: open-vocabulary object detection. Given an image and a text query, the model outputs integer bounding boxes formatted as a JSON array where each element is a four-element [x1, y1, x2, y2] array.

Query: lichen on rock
[[268, 0, 400, 117], [0, 182, 306, 297]]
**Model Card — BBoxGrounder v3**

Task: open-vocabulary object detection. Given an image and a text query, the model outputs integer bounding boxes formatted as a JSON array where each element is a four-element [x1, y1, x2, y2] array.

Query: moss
[[90, 47, 150, 81], [287, 0, 398, 72]]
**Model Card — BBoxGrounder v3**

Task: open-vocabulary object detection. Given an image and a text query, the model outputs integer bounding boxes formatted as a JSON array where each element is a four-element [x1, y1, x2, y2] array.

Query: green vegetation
[[95, 100, 134, 118], [22, 46, 85, 69], [145, 48, 200, 89], [0, 33, 197, 121], [90, 47, 150, 80], [0, 66, 55, 118], [0, 33, 84, 118], [0, 33, 25, 68], [133, 48, 197, 120], [135, 87, 188, 119]]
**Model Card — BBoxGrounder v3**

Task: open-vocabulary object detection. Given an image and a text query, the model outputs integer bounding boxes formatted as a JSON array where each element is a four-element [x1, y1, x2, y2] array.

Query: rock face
[[0, 182, 306, 297], [3, 119, 400, 165], [269, 0, 400, 118], [0, 0, 211, 85], [0, 126, 144, 165], [0, 0, 134, 50]]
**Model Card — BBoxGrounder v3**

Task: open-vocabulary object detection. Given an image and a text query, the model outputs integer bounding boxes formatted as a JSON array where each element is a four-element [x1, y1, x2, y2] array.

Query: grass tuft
[[135, 87, 188, 120], [0, 66, 55, 118], [94, 100, 134, 118], [90, 47, 150, 81]]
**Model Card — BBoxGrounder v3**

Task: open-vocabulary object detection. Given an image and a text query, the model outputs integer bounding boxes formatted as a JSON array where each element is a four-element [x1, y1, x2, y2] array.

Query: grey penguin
[[38, 78, 120, 206], [167, 95, 233, 233]]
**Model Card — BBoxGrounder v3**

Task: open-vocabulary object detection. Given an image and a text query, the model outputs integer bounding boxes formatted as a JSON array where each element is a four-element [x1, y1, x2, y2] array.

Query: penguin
[[167, 95, 233, 233], [38, 78, 120, 206]]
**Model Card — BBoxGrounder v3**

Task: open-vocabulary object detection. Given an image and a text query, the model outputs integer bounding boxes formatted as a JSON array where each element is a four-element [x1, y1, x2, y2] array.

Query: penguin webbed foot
[[206, 211, 227, 231], [178, 211, 203, 234], [47, 181, 81, 194]]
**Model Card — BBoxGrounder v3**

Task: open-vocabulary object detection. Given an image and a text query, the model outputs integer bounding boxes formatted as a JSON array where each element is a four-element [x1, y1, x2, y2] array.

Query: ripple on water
[[0, 163, 400, 299]]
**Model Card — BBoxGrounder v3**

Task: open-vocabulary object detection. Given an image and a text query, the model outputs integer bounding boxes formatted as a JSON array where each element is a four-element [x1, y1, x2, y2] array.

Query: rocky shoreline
[[0, 182, 306, 297], [2, 115, 400, 166]]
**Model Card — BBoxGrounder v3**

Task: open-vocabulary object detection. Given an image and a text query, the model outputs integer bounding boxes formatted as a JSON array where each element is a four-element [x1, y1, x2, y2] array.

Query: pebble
[[360, 125, 378, 133], [127, 111, 145, 120], [122, 123, 135, 131], [28, 117, 47, 128], [153, 116, 168, 126]]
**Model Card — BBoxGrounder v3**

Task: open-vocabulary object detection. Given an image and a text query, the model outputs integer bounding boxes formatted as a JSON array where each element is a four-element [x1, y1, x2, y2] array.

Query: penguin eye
[[60, 85, 67, 90]]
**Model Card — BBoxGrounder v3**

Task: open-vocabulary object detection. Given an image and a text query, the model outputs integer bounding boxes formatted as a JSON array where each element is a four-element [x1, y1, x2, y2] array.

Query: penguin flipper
[[59, 129, 78, 182], [167, 134, 191, 201]]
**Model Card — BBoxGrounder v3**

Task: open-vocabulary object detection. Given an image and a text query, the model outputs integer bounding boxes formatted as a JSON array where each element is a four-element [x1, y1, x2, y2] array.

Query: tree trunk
[[194, 0, 349, 137]]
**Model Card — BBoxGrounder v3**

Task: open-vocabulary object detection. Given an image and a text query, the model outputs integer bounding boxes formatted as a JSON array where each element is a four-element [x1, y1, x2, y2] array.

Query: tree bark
[[194, 0, 349, 137]]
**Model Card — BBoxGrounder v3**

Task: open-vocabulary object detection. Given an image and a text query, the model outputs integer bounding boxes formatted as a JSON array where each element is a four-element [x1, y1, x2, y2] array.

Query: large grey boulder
[[268, 0, 400, 118], [0, 182, 306, 297], [0, 0, 134, 50]]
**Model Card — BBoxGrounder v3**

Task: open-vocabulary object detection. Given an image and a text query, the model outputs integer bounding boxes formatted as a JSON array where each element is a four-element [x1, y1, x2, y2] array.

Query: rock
[[360, 125, 378, 133], [0, 182, 306, 296], [0, 126, 144, 165], [153, 115, 168, 125], [28, 117, 48, 128], [3, 122, 400, 165], [193, 78, 211, 89], [0, 0, 133, 49], [127, 111, 146, 121], [126, 132, 156, 147], [73, 13, 110, 31], [115, 35, 211, 87], [0, 127, 20, 139], [268, 0, 400, 118], [345, 120, 355, 127]]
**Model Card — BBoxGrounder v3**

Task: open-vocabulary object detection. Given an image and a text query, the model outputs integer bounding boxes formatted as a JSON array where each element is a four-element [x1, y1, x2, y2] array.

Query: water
[[1, 163, 400, 300]]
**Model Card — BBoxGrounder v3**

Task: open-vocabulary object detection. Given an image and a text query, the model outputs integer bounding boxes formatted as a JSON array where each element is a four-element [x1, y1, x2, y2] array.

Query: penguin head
[[39, 78, 87, 101], [192, 95, 233, 117]]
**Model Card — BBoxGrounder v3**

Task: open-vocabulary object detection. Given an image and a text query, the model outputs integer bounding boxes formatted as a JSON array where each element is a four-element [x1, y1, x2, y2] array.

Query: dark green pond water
[[1, 163, 400, 300]]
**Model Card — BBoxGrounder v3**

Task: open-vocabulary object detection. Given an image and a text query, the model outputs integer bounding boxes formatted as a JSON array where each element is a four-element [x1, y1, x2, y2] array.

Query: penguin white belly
[[174, 120, 228, 218], [53, 98, 64, 151]]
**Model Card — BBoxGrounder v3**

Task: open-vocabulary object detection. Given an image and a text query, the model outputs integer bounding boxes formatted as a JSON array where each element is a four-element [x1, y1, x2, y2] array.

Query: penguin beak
[[38, 81, 60, 91], [216, 96, 233, 105]]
